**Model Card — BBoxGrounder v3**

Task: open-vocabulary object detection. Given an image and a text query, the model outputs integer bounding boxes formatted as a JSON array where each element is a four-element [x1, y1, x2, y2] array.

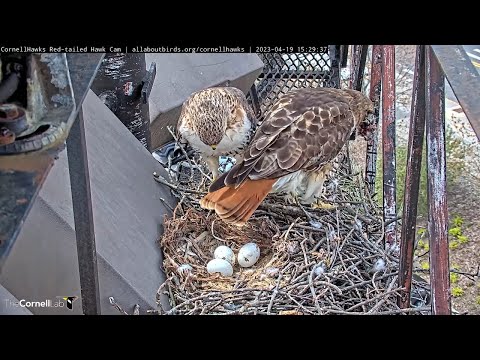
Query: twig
[[267, 273, 282, 315], [153, 173, 206, 195]]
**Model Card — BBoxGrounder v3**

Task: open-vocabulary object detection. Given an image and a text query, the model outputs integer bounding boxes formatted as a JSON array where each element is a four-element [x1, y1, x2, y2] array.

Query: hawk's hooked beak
[[211, 145, 217, 150]]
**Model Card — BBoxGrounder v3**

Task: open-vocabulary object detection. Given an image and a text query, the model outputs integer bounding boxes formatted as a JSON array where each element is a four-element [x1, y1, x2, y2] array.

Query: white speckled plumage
[[176, 87, 258, 179]]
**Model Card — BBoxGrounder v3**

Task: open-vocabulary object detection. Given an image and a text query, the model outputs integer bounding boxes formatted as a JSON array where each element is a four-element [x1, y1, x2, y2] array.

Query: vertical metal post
[[66, 107, 101, 315], [425, 46, 450, 315], [365, 45, 383, 194], [381, 45, 397, 245], [91, 53, 152, 151], [348, 45, 355, 89], [399, 45, 426, 308], [352, 45, 369, 91], [340, 45, 349, 68], [328, 45, 342, 89], [248, 84, 262, 118]]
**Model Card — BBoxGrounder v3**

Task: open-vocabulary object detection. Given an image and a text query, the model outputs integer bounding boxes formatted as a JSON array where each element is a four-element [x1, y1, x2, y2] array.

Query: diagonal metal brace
[[141, 62, 156, 104]]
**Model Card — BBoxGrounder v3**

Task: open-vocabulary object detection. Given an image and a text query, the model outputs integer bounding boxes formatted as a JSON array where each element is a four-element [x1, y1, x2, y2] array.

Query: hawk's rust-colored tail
[[200, 178, 276, 226]]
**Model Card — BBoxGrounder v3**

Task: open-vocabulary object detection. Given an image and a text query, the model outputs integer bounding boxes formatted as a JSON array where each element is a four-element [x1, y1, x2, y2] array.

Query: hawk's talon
[[283, 193, 298, 205]]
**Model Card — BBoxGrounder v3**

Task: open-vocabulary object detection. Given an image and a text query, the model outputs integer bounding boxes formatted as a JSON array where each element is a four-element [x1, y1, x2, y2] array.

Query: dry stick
[[300, 240, 309, 267], [187, 232, 209, 259], [253, 291, 263, 315], [159, 197, 175, 212], [211, 221, 226, 242], [295, 198, 314, 222], [345, 287, 402, 312], [153, 174, 206, 195], [367, 275, 399, 313], [341, 272, 399, 291], [326, 306, 430, 315], [267, 273, 283, 314], [309, 267, 323, 314]]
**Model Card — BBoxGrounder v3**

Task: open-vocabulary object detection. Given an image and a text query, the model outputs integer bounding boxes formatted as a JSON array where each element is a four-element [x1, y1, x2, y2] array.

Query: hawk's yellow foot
[[311, 200, 336, 210]]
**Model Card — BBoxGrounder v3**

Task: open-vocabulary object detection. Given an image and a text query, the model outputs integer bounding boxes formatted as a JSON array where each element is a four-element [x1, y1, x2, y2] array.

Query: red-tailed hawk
[[200, 87, 374, 226], [176, 87, 258, 180]]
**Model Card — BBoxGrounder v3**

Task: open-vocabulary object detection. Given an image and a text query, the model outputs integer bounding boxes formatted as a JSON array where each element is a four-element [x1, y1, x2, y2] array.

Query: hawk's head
[[358, 112, 377, 141], [182, 87, 247, 149], [343, 89, 376, 141]]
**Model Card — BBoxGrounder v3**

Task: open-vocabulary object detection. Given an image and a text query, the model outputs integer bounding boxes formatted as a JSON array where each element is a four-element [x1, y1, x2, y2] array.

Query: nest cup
[[154, 138, 431, 315]]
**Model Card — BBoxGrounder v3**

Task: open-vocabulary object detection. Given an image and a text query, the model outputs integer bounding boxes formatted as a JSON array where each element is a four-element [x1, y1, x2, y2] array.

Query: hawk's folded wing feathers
[[221, 88, 358, 190]]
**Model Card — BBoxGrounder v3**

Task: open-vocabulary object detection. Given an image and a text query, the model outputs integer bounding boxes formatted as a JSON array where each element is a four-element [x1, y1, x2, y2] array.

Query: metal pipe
[[425, 45, 450, 315], [381, 45, 397, 245], [365, 45, 383, 195], [398, 45, 426, 308]]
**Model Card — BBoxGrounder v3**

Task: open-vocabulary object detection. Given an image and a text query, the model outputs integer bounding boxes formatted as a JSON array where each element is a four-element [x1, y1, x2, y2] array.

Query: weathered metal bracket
[[0, 53, 75, 155], [141, 62, 156, 104]]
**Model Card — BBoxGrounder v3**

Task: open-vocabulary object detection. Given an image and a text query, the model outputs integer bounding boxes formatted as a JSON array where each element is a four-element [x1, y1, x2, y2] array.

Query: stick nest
[[153, 138, 431, 315]]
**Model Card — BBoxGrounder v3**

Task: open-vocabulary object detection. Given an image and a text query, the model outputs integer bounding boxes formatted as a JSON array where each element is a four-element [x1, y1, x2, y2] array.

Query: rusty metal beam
[[381, 45, 397, 245], [430, 45, 480, 142], [399, 45, 426, 309], [425, 46, 451, 315], [365, 45, 382, 195]]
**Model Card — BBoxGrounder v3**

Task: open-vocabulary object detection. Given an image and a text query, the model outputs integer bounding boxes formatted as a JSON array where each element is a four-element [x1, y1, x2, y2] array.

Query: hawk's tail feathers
[[200, 178, 276, 226]]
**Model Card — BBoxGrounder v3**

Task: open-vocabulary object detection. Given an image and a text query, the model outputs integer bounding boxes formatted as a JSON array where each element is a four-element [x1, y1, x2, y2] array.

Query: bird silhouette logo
[[58, 296, 78, 310]]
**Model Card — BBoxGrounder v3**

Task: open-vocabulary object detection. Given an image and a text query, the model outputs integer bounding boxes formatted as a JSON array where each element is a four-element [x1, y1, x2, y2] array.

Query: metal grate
[[247, 49, 341, 116]]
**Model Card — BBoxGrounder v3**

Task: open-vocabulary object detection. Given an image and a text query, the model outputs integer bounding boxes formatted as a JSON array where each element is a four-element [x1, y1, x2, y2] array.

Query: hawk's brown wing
[[215, 87, 361, 191]]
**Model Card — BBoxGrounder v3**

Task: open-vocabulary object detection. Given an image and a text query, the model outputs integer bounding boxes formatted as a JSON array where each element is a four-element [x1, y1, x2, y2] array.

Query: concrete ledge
[[145, 53, 264, 149], [0, 90, 176, 314]]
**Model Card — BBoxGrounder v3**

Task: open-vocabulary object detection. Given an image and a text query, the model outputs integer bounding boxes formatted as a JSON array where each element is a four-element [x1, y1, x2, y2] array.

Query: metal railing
[[352, 45, 480, 314]]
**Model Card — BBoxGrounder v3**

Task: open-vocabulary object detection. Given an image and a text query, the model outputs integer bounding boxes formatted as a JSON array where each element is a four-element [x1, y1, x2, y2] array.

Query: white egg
[[237, 242, 260, 268], [214, 245, 235, 265], [206, 259, 233, 277], [177, 264, 193, 275]]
